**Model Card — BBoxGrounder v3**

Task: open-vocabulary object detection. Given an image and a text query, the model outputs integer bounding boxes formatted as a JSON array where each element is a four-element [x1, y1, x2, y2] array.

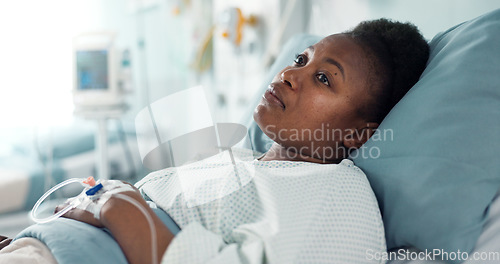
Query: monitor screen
[[76, 50, 109, 90]]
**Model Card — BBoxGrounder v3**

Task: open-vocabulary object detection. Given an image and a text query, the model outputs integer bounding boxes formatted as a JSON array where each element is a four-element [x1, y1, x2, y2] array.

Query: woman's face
[[253, 34, 375, 161]]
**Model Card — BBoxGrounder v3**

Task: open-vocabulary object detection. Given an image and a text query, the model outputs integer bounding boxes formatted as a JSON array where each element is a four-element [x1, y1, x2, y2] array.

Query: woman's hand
[[55, 182, 173, 264], [54, 204, 105, 227], [54, 181, 142, 228]]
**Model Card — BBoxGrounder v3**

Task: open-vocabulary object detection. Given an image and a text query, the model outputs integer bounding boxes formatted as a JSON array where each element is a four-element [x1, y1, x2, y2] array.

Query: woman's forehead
[[311, 34, 370, 77], [312, 34, 361, 54]]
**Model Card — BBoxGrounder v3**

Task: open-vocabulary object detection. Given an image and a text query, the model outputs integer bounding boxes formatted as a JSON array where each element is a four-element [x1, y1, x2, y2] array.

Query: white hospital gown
[[135, 149, 386, 264]]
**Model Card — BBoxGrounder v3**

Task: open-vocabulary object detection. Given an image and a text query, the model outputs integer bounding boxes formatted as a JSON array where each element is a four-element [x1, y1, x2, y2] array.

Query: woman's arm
[[59, 190, 174, 264], [101, 191, 174, 264]]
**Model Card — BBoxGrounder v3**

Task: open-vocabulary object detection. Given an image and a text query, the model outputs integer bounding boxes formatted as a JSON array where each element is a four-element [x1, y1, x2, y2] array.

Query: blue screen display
[[76, 50, 108, 90]]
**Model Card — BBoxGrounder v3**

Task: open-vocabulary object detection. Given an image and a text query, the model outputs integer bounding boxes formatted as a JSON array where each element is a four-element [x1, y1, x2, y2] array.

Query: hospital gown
[[135, 148, 386, 264]]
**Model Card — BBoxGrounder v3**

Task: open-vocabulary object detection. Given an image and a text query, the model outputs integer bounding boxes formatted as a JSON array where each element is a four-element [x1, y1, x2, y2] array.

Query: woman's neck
[[259, 143, 341, 164]]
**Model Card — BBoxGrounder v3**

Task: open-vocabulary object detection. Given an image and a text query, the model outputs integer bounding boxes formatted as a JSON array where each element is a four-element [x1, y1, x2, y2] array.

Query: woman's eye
[[294, 54, 306, 66], [317, 73, 330, 86]]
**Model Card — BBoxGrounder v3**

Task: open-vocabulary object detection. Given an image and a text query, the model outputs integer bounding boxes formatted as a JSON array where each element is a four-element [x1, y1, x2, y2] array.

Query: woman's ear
[[343, 122, 379, 149]]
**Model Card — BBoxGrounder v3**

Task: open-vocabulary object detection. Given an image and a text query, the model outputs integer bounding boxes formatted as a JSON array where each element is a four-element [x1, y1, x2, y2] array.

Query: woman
[[1, 18, 428, 264]]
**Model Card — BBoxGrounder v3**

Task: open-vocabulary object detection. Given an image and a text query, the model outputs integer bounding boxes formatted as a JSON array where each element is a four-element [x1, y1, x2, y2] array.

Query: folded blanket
[[0, 237, 57, 264], [15, 218, 127, 264]]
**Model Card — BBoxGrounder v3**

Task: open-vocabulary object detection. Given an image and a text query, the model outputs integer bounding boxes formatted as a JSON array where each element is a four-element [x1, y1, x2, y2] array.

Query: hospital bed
[[2, 8, 500, 264]]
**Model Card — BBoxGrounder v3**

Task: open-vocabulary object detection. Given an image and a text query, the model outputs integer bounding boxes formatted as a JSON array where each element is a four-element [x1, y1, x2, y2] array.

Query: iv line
[[31, 178, 85, 224], [31, 178, 159, 264], [114, 193, 158, 264]]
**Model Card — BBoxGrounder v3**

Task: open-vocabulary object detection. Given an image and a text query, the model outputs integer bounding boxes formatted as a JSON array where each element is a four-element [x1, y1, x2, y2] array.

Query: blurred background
[[1, 0, 499, 236]]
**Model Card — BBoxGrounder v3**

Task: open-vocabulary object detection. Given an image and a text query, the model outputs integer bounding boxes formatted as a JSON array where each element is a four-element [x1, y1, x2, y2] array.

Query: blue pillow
[[352, 8, 500, 258]]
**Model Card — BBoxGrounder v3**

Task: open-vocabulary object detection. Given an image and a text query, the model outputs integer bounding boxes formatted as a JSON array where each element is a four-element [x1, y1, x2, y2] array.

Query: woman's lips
[[263, 89, 285, 109]]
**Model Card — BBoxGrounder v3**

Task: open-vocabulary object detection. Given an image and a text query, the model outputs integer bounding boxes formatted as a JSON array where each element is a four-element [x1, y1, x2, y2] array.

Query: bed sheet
[[0, 237, 57, 264]]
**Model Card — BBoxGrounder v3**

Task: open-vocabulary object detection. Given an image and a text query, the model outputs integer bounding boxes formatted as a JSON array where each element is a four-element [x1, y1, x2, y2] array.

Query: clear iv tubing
[[30, 178, 158, 264], [114, 193, 158, 264], [30, 178, 86, 224]]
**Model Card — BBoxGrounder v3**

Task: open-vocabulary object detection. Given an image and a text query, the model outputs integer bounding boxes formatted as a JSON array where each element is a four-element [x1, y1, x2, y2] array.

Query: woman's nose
[[280, 68, 301, 90]]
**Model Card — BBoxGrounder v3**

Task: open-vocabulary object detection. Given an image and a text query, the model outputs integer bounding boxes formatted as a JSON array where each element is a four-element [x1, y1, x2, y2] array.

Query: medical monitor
[[76, 50, 109, 90], [73, 32, 124, 107]]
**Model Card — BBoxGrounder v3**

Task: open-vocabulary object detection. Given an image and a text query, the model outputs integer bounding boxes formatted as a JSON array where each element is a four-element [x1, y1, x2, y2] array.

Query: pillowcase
[[352, 8, 500, 259]]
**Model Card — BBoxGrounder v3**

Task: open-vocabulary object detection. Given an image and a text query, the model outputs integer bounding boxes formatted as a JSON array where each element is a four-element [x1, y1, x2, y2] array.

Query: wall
[[368, 0, 500, 40], [307, 0, 500, 39], [211, 0, 281, 122], [4, 0, 499, 128]]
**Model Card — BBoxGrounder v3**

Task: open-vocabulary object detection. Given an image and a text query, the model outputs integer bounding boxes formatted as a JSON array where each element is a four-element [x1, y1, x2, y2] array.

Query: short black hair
[[344, 18, 429, 123]]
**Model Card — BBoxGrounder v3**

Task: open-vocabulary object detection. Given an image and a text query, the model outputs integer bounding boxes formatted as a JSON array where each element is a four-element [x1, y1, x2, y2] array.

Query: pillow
[[352, 8, 500, 259]]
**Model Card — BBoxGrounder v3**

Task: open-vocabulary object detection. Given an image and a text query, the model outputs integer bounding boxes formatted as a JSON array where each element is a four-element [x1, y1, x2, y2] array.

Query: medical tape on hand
[[65, 180, 135, 220]]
